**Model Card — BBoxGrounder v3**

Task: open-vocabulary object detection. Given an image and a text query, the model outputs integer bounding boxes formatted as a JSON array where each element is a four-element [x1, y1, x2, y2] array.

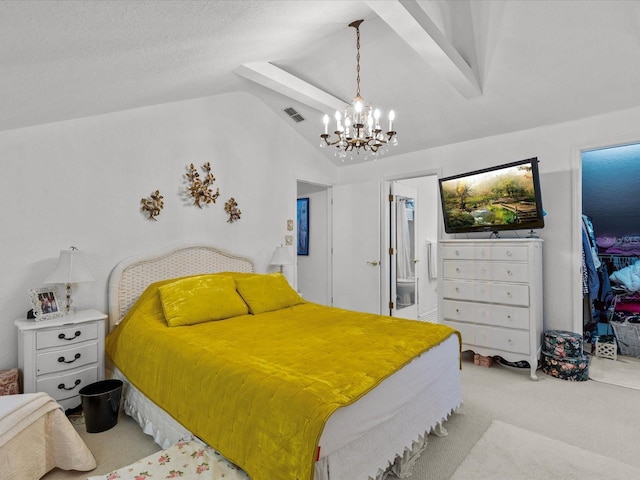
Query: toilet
[[396, 278, 414, 306]]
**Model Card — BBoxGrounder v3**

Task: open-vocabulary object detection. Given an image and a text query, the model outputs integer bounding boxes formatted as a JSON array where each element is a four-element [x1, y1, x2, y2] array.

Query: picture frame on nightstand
[[28, 286, 65, 321]]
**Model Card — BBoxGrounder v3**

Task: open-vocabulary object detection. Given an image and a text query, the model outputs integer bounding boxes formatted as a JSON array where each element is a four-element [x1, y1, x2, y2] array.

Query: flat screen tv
[[438, 157, 544, 234]]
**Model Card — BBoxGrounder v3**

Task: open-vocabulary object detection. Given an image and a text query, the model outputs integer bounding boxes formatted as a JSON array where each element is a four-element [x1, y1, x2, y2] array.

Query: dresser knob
[[58, 353, 81, 364], [507, 251, 513, 256], [507, 270, 512, 276], [58, 331, 81, 341], [507, 292, 512, 297], [58, 379, 81, 391]]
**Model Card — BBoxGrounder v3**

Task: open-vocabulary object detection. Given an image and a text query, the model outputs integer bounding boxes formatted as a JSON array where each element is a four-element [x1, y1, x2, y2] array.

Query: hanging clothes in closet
[[582, 214, 613, 342]]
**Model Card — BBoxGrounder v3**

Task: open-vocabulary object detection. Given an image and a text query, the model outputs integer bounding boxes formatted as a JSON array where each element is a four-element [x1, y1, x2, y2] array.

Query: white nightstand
[[15, 309, 107, 411]]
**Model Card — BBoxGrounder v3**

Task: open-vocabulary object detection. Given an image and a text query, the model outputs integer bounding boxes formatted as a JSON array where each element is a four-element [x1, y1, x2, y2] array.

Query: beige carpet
[[450, 420, 640, 480], [589, 354, 640, 390]]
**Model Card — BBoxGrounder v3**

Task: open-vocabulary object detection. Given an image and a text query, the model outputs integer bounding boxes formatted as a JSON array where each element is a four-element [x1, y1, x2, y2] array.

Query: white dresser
[[438, 239, 543, 380], [15, 309, 107, 410]]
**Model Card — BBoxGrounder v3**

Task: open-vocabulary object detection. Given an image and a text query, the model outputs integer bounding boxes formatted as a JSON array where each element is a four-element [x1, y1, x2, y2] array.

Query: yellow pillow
[[159, 275, 249, 327], [234, 273, 305, 314]]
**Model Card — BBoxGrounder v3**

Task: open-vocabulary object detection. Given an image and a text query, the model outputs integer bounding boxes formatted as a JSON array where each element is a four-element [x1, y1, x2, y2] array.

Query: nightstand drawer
[[37, 365, 98, 402], [36, 341, 99, 375], [37, 322, 98, 349]]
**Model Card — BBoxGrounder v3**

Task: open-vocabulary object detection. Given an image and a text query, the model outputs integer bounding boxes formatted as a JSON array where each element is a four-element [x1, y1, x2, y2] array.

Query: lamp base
[[64, 283, 74, 315]]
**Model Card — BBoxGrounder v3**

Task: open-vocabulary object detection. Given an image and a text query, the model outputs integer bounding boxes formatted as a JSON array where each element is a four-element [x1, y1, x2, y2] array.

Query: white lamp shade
[[269, 246, 293, 267], [44, 249, 95, 284]]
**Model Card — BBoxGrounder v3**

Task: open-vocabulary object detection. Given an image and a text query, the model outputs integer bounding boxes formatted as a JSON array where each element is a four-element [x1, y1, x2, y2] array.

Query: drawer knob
[[507, 251, 513, 256], [507, 270, 512, 276], [58, 331, 81, 341], [507, 292, 512, 297], [456, 267, 461, 273], [58, 353, 81, 364], [58, 379, 81, 391]]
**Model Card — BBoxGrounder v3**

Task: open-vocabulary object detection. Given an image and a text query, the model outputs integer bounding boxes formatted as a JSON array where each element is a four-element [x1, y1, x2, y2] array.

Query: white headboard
[[108, 244, 254, 329]]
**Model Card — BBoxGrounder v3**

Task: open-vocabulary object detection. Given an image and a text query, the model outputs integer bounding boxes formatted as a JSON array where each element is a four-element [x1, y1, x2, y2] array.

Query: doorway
[[581, 143, 640, 352], [296, 181, 331, 305], [329, 175, 439, 319], [386, 175, 439, 321]]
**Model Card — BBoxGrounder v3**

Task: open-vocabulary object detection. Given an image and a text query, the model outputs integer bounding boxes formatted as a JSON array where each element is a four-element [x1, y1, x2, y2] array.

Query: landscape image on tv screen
[[439, 159, 544, 233]]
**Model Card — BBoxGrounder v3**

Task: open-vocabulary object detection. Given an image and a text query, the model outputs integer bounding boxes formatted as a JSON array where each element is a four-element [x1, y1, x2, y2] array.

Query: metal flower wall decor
[[185, 162, 220, 208], [140, 190, 164, 221], [224, 197, 242, 223]]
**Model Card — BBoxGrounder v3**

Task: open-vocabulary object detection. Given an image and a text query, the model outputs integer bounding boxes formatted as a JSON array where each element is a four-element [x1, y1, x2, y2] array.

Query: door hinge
[[388, 194, 394, 202], [389, 247, 394, 255], [389, 301, 394, 309]]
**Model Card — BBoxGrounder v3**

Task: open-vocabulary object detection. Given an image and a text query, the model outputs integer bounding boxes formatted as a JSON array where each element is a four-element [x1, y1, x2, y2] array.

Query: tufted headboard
[[107, 244, 254, 330]]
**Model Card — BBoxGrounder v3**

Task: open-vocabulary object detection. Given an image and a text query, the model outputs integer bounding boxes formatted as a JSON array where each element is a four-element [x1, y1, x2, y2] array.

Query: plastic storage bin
[[79, 379, 123, 433]]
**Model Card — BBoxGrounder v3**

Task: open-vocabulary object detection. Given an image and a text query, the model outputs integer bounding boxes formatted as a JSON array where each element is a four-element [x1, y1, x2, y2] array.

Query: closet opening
[[582, 143, 640, 359]]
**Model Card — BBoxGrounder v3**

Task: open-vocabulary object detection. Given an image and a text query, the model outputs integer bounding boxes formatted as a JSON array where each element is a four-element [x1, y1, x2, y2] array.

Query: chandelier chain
[[355, 24, 361, 98]]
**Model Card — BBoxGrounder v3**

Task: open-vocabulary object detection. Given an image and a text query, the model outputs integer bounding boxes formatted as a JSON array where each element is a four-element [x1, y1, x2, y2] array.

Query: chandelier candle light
[[320, 19, 397, 161]]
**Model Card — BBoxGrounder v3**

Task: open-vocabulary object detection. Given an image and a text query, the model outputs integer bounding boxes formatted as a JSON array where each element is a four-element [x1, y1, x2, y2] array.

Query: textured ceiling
[[3, 0, 640, 166]]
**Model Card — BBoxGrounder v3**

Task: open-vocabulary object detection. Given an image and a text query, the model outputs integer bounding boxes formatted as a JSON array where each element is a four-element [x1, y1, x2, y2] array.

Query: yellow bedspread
[[106, 279, 460, 480]]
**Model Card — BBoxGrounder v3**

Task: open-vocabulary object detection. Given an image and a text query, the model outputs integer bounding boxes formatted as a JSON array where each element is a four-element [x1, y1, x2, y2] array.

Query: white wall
[[337, 105, 640, 334], [0, 91, 337, 370]]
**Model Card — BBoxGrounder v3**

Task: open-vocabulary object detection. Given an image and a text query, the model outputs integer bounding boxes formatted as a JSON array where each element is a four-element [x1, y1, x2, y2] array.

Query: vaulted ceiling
[[3, 0, 640, 166]]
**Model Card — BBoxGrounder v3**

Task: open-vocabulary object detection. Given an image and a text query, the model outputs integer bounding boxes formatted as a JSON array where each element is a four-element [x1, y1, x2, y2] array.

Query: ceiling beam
[[367, 0, 481, 98], [234, 62, 347, 114]]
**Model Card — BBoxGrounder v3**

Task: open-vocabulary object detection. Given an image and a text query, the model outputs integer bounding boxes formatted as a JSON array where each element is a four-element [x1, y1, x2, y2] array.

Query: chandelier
[[320, 19, 397, 161]]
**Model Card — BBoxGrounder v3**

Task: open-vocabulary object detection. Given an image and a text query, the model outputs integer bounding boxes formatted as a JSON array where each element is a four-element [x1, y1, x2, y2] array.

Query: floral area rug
[[86, 439, 249, 480]]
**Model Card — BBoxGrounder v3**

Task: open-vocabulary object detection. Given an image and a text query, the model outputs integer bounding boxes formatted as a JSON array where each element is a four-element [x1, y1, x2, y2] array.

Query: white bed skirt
[[110, 335, 461, 480]]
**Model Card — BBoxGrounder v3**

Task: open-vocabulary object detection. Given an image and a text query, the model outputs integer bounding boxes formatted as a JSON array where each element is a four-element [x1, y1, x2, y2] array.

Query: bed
[[105, 244, 462, 480], [0, 392, 96, 479]]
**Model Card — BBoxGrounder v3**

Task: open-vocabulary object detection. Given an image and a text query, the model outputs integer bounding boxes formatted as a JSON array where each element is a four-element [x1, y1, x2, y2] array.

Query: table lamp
[[44, 246, 95, 314], [269, 245, 293, 273]]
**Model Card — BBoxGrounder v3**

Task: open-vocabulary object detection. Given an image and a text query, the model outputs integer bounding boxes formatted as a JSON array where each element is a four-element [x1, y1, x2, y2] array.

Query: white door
[[390, 182, 419, 319], [332, 181, 383, 314]]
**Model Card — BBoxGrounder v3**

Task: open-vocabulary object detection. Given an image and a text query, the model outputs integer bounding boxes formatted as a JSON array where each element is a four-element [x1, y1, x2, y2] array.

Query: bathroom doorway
[[296, 181, 331, 306]]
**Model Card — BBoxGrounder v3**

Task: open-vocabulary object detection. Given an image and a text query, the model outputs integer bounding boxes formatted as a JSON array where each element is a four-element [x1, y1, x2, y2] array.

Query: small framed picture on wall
[[297, 197, 309, 255]]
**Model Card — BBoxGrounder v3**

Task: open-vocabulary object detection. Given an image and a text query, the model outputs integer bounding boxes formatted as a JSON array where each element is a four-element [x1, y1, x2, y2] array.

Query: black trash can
[[79, 379, 123, 433]]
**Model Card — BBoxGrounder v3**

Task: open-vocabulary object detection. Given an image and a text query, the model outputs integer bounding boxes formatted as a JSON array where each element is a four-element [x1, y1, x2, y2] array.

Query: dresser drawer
[[37, 322, 98, 349], [479, 245, 529, 262], [442, 319, 475, 346], [443, 260, 529, 282], [441, 245, 476, 260], [475, 326, 530, 355], [36, 341, 99, 375], [37, 365, 98, 403], [442, 244, 529, 262], [442, 300, 529, 330], [443, 280, 529, 307]]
